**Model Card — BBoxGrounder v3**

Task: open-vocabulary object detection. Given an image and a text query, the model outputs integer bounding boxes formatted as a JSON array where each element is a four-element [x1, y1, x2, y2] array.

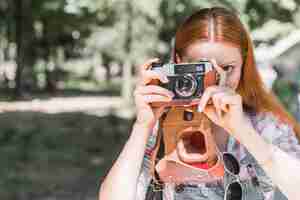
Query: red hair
[[174, 7, 300, 139]]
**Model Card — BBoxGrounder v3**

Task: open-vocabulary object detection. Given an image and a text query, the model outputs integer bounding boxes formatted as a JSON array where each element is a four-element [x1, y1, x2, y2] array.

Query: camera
[[151, 60, 218, 101]]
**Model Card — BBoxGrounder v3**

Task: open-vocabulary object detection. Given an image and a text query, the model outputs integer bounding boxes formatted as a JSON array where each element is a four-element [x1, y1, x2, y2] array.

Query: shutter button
[[175, 184, 185, 193]]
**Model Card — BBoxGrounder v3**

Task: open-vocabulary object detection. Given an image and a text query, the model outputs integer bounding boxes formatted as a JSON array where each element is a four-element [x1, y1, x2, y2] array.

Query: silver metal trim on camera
[[175, 74, 197, 98], [151, 63, 175, 76], [151, 62, 213, 76], [151, 61, 215, 99]]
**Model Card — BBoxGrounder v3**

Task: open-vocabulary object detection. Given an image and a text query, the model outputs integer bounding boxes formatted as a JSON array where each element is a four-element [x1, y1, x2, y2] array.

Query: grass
[[0, 111, 134, 200]]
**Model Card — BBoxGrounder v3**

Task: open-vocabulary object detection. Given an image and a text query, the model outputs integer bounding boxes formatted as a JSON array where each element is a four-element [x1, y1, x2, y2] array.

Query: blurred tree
[[14, 0, 35, 97], [0, 0, 100, 96], [0, 0, 300, 103]]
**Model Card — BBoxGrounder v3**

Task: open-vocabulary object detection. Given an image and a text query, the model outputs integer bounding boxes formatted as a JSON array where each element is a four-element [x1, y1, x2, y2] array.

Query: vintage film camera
[[150, 60, 218, 106]]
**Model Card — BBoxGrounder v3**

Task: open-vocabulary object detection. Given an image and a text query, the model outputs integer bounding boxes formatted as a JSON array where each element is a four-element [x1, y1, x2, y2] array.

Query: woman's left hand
[[197, 59, 251, 141]]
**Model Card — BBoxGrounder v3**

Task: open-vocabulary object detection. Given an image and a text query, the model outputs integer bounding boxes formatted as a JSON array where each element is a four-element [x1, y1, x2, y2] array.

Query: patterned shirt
[[135, 111, 300, 200]]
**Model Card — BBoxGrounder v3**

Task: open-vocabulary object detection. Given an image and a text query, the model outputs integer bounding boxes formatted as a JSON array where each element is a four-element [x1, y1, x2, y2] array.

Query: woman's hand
[[134, 58, 174, 129], [197, 59, 251, 141]]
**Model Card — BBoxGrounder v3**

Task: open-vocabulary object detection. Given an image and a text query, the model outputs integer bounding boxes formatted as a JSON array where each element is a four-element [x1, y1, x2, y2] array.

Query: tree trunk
[[45, 59, 57, 93], [14, 0, 34, 98], [42, 19, 57, 93], [122, 0, 133, 104], [102, 54, 112, 84], [14, 0, 24, 97]]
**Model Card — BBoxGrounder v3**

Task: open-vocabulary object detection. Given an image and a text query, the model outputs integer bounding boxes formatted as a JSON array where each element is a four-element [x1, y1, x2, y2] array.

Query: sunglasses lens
[[226, 182, 242, 200], [223, 153, 240, 174]]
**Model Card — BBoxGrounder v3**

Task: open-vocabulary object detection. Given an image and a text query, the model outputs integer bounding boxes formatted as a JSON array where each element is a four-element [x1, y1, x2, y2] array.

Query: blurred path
[[0, 96, 135, 118], [0, 97, 135, 200]]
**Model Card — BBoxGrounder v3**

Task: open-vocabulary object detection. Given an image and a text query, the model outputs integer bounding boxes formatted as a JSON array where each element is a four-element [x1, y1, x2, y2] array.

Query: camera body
[[151, 60, 217, 101]]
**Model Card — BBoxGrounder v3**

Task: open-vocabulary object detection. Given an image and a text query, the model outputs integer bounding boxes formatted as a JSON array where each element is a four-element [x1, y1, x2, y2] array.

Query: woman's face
[[176, 41, 243, 90]]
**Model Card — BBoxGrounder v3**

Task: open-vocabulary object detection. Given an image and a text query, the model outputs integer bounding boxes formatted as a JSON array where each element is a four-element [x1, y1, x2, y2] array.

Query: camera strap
[[145, 111, 168, 200]]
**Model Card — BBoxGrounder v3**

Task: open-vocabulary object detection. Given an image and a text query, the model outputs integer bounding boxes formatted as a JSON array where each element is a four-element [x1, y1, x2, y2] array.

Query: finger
[[140, 58, 160, 72], [212, 94, 222, 119], [141, 70, 168, 85], [220, 99, 229, 112], [210, 59, 227, 87], [218, 94, 242, 107], [154, 105, 169, 119], [202, 104, 220, 125], [197, 86, 219, 112], [143, 94, 173, 103], [137, 58, 162, 85], [136, 85, 174, 98], [213, 92, 230, 112]]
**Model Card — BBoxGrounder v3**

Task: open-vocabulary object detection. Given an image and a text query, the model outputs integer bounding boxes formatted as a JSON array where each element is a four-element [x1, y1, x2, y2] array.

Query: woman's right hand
[[134, 58, 174, 129]]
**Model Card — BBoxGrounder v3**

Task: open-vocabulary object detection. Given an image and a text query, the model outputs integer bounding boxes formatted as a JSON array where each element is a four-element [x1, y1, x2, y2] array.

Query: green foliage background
[[0, 0, 300, 199], [0, 0, 300, 95]]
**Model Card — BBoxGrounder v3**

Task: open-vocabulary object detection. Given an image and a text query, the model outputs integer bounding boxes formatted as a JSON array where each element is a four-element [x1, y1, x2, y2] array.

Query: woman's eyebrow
[[218, 60, 236, 66], [184, 57, 215, 63], [183, 57, 200, 63], [182, 57, 237, 66]]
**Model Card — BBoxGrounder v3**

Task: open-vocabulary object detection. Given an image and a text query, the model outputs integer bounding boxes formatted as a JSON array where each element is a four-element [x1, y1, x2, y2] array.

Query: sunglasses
[[222, 152, 244, 200], [223, 152, 265, 200]]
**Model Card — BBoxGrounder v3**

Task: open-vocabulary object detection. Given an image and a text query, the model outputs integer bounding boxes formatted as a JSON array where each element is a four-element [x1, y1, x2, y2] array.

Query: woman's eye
[[223, 65, 234, 72]]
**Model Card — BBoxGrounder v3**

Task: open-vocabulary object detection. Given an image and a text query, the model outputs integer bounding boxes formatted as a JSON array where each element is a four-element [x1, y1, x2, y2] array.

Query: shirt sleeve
[[249, 111, 300, 200], [254, 111, 300, 160], [135, 121, 160, 200]]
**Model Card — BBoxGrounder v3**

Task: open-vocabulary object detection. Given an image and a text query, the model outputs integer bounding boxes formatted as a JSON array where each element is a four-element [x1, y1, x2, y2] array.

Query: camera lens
[[174, 74, 197, 98]]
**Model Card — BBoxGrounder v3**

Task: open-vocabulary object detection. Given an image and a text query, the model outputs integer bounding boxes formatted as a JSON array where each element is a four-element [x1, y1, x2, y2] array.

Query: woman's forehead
[[182, 41, 243, 64]]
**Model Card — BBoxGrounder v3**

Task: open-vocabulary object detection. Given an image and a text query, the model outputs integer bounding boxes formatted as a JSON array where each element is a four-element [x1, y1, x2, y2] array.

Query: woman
[[99, 7, 300, 200]]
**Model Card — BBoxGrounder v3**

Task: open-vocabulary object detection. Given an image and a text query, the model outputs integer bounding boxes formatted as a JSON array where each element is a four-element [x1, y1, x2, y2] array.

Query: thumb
[[154, 105, 167, 119], [202, 105, 220, 125]]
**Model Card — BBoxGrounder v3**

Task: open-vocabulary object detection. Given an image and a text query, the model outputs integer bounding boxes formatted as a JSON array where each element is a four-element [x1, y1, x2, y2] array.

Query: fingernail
[[167, 95, 174, 101], [163, 77, 169, 83], [217, 110, 221, 120], [197, 104, 203, 113]]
